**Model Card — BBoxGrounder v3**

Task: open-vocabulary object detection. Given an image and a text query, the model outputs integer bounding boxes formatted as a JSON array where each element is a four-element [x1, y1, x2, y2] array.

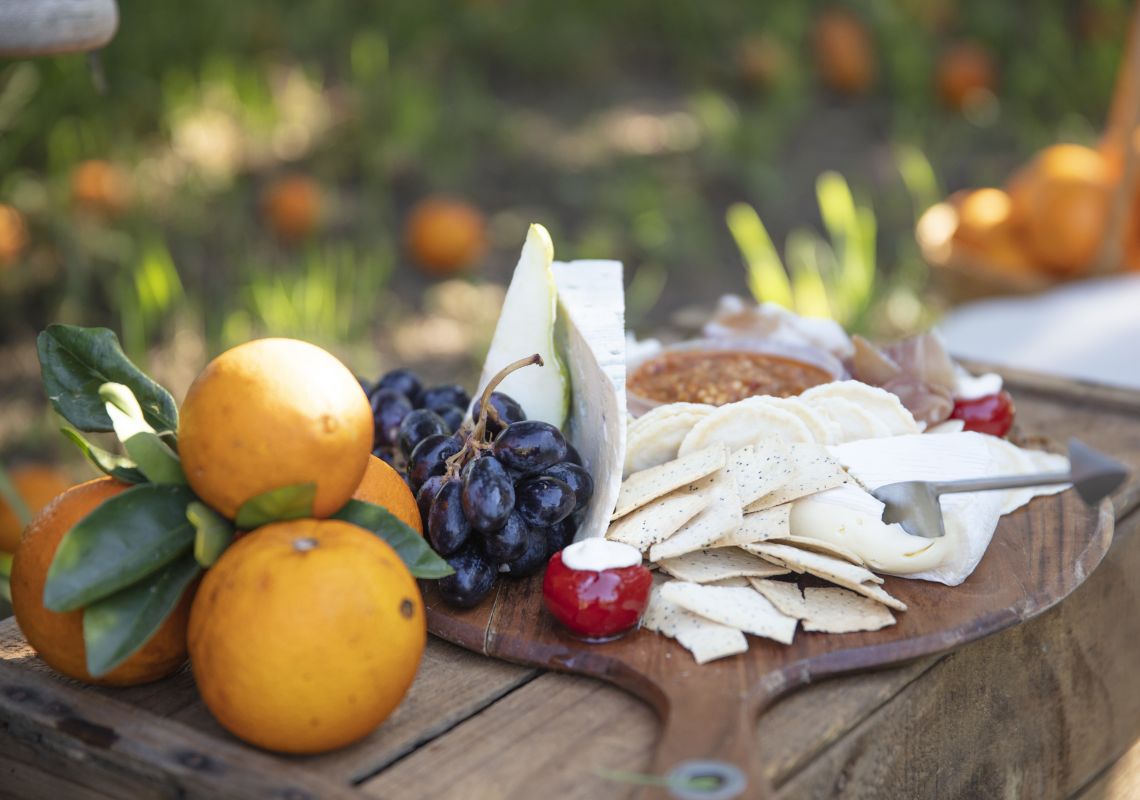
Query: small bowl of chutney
[[626, 338, 846, 417]]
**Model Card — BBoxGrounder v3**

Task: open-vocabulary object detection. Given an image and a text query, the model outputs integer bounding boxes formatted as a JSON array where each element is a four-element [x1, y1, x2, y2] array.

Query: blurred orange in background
[[405, 197, 486, 276], [261, 175, 323, 244], [0, 205, 28, 268], [71, 160, 133, 219], [812, 9, 876, 96]]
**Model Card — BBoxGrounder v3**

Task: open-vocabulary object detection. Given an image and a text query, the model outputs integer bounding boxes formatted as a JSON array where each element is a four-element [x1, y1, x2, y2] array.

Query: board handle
[[642, 684, 772, 800]]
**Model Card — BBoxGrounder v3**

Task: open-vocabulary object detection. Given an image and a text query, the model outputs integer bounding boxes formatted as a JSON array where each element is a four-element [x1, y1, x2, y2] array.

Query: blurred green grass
[[0, 0, 1132, 460]]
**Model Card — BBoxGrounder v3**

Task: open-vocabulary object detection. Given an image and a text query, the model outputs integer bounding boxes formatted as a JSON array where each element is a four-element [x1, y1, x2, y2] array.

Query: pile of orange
[[11, 337, 427, 754], [938, 141, 1131, 280]]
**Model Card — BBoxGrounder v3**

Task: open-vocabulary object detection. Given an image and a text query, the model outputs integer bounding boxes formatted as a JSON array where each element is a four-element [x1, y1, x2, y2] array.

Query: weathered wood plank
[[0, 660, 356, 800], [360, 671, 657, 799], [1073, 735, 1140, 799], [168, 637, 538, 784], [772, 516, 1140, 799], [0, 731, 143, 800]]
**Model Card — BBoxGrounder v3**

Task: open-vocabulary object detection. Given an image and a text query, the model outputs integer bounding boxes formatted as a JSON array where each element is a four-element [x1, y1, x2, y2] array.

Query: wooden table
[[3, 372, 1140, 799]]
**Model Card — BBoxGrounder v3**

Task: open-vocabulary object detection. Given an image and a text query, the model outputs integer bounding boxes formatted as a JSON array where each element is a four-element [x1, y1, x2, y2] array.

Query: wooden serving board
[[425, 488, 1115, 799]]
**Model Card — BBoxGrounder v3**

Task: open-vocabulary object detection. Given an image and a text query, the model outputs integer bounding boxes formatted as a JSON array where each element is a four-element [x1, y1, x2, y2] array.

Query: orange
[[10, 478, 193, 686], [733, 33, 788, 89], [0, 465, 74, 554], [178, 338, 373, 520], [351, 455, 423, 535], [812, 9, 876, 96], [71, 160, 132, 218], [1011, 144, 1114, 276], [262, 175, 322, 243], [952, 188, 1035, 275], [0, 204, 28, 268], [188, 518, 425, 754], [937, 42, 996, 111], [405, 197, 486, 276]]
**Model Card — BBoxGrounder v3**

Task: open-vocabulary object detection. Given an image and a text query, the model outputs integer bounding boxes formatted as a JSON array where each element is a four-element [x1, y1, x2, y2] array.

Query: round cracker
[[678, 400, 814, 456], [802, 396, 892, 443], [745, 396, 841, 445], [625, 403, 715, 476], [801, 381, 919, 436]]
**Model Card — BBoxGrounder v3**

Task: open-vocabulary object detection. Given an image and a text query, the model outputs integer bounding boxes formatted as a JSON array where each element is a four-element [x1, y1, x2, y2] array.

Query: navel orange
[[10, 478, 193, 685], [351, 455, 423, 535], [262, 175, 322, 243], [178, 338, 373, 520], [812, 9, 876, 96], [405, 197, 486, 276], [1011, 144, 1113, 275], [188, 518, 426, 754], [0, 465, 73, 554]]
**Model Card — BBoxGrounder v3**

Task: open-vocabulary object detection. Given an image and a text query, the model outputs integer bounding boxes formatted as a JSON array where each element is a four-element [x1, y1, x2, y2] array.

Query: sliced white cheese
[[552, 258, 627, 541]]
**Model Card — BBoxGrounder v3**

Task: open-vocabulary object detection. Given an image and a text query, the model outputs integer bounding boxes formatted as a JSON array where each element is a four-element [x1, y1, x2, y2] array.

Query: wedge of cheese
[[553, 259, 627, 541]]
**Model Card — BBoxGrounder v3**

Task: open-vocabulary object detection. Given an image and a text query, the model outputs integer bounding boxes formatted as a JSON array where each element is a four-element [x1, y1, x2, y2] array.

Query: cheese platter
[[415, 224, 1123, 798]]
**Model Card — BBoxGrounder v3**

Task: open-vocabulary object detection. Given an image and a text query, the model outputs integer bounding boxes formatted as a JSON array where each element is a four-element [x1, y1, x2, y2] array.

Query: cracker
[[721, 443, 792, 506], [801, 381, 920, 436], [745, 444, 849, 512], [678, 400, 814, 457], [801, 587, 896, 633], [642, 585, 748, 664], [612, 445, 727, 520], [747, 396, 840, 445], [767, 534, 866, 566], [606, 490, 709, 552], [657, 547, 790, 583], [707, 576, 753, 588], [709, 505, 792, 548], [745, 542, 908, 611], [649, 470, 743, 561], [748, 578, 808, 618], [625, 403, 715, 477], [802, 395, 892, 443], [660, 581, 798, 644]]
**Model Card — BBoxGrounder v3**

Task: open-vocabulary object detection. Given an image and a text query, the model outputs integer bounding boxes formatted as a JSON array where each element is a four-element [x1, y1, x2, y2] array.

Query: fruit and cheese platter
[[0, 221, 1128, 799], [391, 224, 1123, 797]]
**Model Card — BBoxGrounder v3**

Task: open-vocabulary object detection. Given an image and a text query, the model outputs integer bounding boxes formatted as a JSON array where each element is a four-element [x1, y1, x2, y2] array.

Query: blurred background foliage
[[0, 0, 1132, 461]]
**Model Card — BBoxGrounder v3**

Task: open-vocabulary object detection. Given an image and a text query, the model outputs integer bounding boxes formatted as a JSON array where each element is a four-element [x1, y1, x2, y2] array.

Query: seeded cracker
[[746, 542, 908, 612], [660, 581, 798, 645], [709, 505, 792, 548], [625, 403, 715, 477], [649, 468, 743, 561], [748, 578, 808, 618], [612, 445, 727, 520], [745, 443, 849, 512], [800, 587, 896, 633], [766, 534, 866, 566], [606, 490, 709, 552], [657, 547, 790, 583], [720, 443, 792, 506], [707, 576, 752, 588], [643, 585, 748, 664]]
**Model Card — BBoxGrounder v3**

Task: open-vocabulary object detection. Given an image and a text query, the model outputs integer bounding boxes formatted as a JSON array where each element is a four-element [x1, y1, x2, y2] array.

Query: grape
[[374, 368, 423, 405], [371, 388, 415, 449], [492, 421, 569, 475], [481, 510, 529, 563], [399, 409, 450, 457], [461, 456, 515, 533], [435, 404, 465, 434], [564, 442, 584, 467], [372, 446, 403, 471], [416, 474, 450, 522], [407, 434, 462, 492], [542, 463, 593, 512], [544, 516, 578, 559], [427, 480, 470, 556], [515, 476, 576, 527], [437, 547, 497, 608], [421, 385, 470, 414], [501, 527, 548, 578], [471, 392, 526, 437]]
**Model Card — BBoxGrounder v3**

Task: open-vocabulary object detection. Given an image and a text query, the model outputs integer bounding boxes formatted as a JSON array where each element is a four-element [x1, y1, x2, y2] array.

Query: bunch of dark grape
[[365, 369, 470, 474], [384, 355, 594, 609]]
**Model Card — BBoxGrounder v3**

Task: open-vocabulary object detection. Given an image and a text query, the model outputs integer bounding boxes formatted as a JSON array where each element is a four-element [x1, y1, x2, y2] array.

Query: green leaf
[[0, 575, 9, 604], [188, 502, 234, 567], [60, 428, 148, 484], [333, 499, 454, 579], [37, 324, 179, 434], [726, 202, 793, 310], [235, 483, 316, 529], [0, 464, 32, 528], [0, 551, 12, 580], [44, 484, 197, 612], [83, 553, 200, 677], [100, 383, 187, 486]]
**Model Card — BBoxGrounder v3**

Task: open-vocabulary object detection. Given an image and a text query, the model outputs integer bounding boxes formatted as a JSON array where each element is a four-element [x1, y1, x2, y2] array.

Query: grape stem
[[444, 354, 543, 478]]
